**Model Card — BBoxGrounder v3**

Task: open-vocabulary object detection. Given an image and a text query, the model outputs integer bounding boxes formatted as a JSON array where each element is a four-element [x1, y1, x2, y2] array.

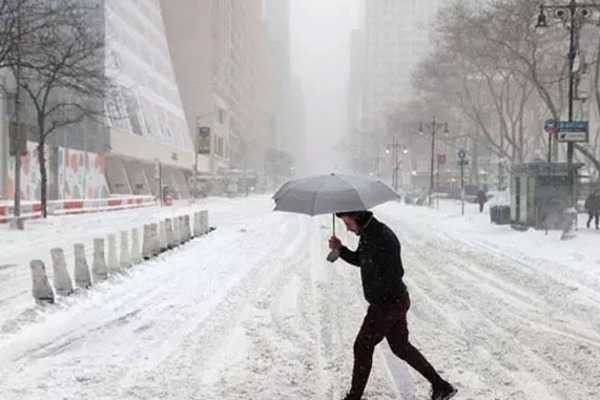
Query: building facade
[[161, 0, 297, 194], [362, 0, 442, 123], [104, 0, 194, 199], [348, 0, 443, 177], [1, 0, 194, 202]]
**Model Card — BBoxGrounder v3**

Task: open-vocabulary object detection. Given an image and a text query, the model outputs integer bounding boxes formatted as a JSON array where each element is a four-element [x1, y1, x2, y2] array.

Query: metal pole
[[193, 119, 198, 200], [461, 161, 465, 216], [429, 118, 436, 207], [567, 0, 576, 212], [437, 155, 440, 209]]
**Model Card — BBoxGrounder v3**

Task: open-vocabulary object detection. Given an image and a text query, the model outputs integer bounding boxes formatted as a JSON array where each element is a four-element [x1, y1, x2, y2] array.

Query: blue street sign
[[555, 121, 589, 143], [458, 149, 466, 159], [555, 121, 588, 133]]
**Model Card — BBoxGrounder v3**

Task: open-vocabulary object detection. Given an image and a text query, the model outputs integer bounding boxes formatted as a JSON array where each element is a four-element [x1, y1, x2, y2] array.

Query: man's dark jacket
[[339, 215, 407, 304], [585, 193, 600, 212]]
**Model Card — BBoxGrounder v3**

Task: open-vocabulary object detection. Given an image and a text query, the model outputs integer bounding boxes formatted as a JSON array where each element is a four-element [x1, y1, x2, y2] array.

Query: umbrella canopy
[[273, 173, 399, 216]]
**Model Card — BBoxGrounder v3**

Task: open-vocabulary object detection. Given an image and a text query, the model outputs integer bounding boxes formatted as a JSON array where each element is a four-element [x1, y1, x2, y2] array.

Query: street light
[[386, 138, 408, 191], [535, 0, 600, 233], [419, 118, 449, 207]]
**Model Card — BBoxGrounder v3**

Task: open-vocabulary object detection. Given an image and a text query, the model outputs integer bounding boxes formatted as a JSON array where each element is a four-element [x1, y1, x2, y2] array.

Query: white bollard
[[200, 210, 209, 234], [193, 212, 201, 238], [30, 260, 55, 304], [131, 228, 143, 264], [120, 230, 132, 269], [166, 218, 175, 249], [184, 215, 191, 242], [107, 234, 120, 274], [51, 248, 74, 296], [151, 223, 160, 256], [142, 224, 153, 260], [92, 238, 108, 282], [74, 243, 92, 289], [172, 217, 181, 246], [159, 221, 167, 252], [179, 216, 186, 244]]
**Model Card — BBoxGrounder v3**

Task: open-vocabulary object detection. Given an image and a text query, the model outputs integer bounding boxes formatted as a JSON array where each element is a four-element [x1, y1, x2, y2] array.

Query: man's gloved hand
[[329, 236, 342, 250]]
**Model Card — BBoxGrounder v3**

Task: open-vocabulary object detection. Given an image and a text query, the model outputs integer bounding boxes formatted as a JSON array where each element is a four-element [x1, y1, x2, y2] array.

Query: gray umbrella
[[273, 173, 400, 216], [273, 173, 399, 262]]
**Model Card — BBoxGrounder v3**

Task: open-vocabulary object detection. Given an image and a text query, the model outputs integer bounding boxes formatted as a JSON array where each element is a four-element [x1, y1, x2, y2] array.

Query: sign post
[[458, 149, 467, 216], [437, 154, 446, 209]]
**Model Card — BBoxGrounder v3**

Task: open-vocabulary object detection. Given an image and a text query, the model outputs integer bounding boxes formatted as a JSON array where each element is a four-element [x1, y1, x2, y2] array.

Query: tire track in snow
[[380, 208, 600, 400]]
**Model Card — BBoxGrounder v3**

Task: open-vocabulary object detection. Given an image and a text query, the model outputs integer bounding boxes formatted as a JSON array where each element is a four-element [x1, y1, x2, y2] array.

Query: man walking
[[329, 211, 456, 400], [476, 189, 487, 213], [585, 189, 600, 229]]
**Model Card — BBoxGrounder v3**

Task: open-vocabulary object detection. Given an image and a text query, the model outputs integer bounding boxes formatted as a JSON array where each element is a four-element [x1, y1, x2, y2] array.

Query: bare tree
[[8, 0, 112, 217]]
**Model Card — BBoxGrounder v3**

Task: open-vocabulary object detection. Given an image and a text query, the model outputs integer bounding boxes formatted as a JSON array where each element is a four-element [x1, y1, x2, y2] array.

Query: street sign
[[458, 159, 469, 166], [198, 126, 211, 137], [438, 154, 446, 165], [544, 119, 556, 135], [556, 121, 589, 143], [197, 126, 211, 154], [458, 149, 467, 159]]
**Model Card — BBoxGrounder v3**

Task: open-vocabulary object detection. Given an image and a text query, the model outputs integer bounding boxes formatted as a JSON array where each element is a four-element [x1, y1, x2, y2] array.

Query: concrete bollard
[[120, 230, 132, 269], [165, 218, 175, 249], [92, 238, 108, 282], [159, 221, 168, 252], [142, 224, 153, 260], [184, 215, 191, 242], [150, 223, 160, 256], [179, 216, 186, 244], [51, 248, 74, 296], [30, 260, 55, 304], [131, 228, 143, 264], [172, 217, 181, 246], [200, 210, 209, 234], [74, 243, 92, 289], [107, 234, 120, 274], [193, 212, 201, 238]]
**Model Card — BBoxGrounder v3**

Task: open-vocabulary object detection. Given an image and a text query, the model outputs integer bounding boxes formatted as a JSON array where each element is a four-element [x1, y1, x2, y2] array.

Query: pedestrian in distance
[[476, 189, 487, 213], [585, 189, 600, 230], [329, 210, 457, 400]]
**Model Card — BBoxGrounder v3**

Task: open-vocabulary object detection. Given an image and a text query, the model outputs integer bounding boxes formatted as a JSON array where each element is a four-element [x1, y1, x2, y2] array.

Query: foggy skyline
[[290, 0, 360, 175]]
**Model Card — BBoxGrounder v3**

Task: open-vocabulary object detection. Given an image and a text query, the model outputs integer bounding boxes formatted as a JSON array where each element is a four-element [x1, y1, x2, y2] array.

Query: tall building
[[264, 0, 305, 177], [347, 0, 443, 176], [161, 0, 278, 194], [1, 0, 194, 201], [104, 0, 194, 199], [362, 0, 442, 125]]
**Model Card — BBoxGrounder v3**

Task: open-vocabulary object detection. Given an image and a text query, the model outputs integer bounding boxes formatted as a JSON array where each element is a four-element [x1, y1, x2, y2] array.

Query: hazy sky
[[290, 0, 360, 175]]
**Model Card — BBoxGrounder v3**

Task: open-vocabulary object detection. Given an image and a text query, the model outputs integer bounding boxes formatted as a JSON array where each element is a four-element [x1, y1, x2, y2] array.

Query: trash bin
[[490, 206, 510, 225]]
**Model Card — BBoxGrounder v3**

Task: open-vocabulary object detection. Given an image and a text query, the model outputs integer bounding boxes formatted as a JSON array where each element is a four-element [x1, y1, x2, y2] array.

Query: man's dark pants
[[587, 211, 599, 228], [349, 293, 441, 397]]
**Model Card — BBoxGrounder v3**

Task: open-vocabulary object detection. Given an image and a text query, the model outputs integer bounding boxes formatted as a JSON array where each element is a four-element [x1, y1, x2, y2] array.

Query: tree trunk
[[38, 139, 47, 218]]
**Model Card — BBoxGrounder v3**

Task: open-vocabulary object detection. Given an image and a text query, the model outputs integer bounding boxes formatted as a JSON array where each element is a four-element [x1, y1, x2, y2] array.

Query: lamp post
[[419, 118, 449, 207], [536, 0, 599, 232], [386, 138, 408, 191]]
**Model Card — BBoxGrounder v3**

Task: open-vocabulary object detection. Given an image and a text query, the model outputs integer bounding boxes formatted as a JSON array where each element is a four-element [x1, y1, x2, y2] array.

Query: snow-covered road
[[1, 196, 599, 400]]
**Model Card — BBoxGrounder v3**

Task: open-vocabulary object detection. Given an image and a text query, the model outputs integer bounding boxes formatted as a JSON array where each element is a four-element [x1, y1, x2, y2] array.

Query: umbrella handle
[[332, 213, 335, 237]]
